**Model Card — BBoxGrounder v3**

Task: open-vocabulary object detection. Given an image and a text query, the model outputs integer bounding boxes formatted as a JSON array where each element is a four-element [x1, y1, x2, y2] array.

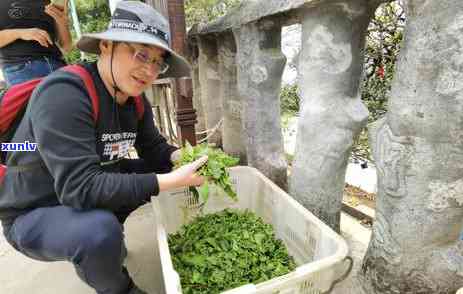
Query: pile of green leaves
[[175, 143, 239, 204], [169, 209, 296, 293]]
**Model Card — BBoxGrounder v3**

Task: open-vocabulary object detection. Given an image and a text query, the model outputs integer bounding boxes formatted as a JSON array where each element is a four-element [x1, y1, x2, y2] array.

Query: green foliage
[[63, 47, 82, 64], [351, 128, 372, 162], [361, 2, 404, 123], [280, 113, 293, 132], [169, 209, 297, 293], [352, 1, 404, 161], [185, 0, 240, 27], [285, 153, 294, 165], [175, 143, 239, 203], [63, 0, 111, 64], [74, 0, 111, 34], [280, 84, 300, 116]]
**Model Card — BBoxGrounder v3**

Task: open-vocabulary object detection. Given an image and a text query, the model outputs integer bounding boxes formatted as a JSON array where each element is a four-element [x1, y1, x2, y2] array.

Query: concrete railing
[[187, 0, 463, 293], [188, 0, 383, 229]]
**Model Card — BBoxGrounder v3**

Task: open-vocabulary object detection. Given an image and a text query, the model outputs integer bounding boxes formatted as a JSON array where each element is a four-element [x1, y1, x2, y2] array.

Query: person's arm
[[157, 156, 207, 192], [45, 2, 72, 53], [133, 96, 179, 173], [0, 28, 53, 48], [29, 76, 204, 211]]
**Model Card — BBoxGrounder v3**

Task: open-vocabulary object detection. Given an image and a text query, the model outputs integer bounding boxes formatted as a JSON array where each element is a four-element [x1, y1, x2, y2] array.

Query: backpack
[[0, 64, 145, 184]]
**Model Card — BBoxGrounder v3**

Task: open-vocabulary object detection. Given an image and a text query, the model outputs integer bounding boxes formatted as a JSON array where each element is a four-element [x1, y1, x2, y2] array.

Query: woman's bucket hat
[[77, 1, 190, 78]]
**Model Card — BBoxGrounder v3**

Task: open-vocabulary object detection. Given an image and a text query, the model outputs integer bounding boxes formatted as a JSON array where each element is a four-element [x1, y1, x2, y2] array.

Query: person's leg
[[2, 60, 33, 86], [5, 206, 134, 294], [27, 57, 63, 79], [2, 56, 66, 86], [44, 56, 66, 72]]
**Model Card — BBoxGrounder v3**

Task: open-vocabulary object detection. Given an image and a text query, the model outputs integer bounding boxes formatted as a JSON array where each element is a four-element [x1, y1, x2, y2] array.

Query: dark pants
[[3, 206, 137, 294], [2, 56, 66, 86]]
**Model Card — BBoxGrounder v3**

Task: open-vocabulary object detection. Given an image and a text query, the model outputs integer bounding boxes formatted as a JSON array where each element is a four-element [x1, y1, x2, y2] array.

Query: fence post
[[176, 78, 197, 145], [146, 0, 197, 146]]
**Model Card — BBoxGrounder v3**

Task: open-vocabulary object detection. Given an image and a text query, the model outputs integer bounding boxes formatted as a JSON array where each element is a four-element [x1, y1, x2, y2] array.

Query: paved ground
[[332, 213, 372, 294], [0, 205, 372, 294], [0, 204, 160, 294]]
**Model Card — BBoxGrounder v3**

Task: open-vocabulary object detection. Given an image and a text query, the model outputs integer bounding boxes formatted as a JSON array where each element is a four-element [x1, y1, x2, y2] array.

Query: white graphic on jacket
[[101, 132, 137, 161]]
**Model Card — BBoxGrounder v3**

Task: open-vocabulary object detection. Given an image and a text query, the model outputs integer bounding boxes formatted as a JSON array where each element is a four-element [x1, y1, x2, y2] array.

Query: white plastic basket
[[151, 166, 351, 294]]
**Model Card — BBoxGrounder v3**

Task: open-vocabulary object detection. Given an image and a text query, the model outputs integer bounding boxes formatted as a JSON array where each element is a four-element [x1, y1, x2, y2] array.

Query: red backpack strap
[[0, 164, 6, 185], [61, 65, 99, 123], [134, 96, 145, 120], [0, 78, 42, 133]]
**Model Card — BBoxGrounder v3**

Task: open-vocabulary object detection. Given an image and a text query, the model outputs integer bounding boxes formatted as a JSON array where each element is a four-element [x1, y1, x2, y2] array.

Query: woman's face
[[99, 41, 166, 101]]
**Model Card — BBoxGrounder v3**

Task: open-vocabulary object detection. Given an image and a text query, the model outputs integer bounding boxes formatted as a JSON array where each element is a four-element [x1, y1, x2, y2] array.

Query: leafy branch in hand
[[175, 143, 239, 204]]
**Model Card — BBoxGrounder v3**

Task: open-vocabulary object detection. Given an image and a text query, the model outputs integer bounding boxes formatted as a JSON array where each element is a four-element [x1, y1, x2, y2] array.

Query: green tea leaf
[[197, 181, 209, 204], [168, 209, 296, 293], [184, 141, 194, 157], [254, 233, 266, 245], [176, 144, 239, 203]]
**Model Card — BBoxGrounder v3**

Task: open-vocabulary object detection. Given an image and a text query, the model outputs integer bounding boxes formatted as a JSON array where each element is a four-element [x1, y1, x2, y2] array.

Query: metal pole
[[68, 0, 82, 38]]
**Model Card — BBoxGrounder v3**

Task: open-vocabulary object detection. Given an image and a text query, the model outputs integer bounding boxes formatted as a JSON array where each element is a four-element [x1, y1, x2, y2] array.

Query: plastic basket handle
[[324, 256, 354, 294]]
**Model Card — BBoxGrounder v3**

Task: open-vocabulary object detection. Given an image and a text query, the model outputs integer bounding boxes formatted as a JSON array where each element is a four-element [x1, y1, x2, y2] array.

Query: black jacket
[[0, 63, 177, 224]]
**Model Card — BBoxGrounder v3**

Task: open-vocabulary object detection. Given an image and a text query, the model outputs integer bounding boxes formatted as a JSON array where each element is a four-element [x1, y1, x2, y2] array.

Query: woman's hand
[[18, 28, 53, 47], [157, 156, 208, 191], [45, 3, 69, 28]]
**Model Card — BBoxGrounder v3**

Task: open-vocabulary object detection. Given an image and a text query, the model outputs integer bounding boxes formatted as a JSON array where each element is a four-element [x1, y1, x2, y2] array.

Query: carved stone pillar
[[191, 55, 206, 138], [198, 36, 223, 146], [289, 1, 373, 231], [233, 19, 287, 189], [218, 32, 247, 163], [361, 0, 463, 292]]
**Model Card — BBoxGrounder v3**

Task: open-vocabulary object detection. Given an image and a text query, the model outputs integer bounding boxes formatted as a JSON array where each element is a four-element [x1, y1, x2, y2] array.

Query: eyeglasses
[[123, 42, 169, 74]]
